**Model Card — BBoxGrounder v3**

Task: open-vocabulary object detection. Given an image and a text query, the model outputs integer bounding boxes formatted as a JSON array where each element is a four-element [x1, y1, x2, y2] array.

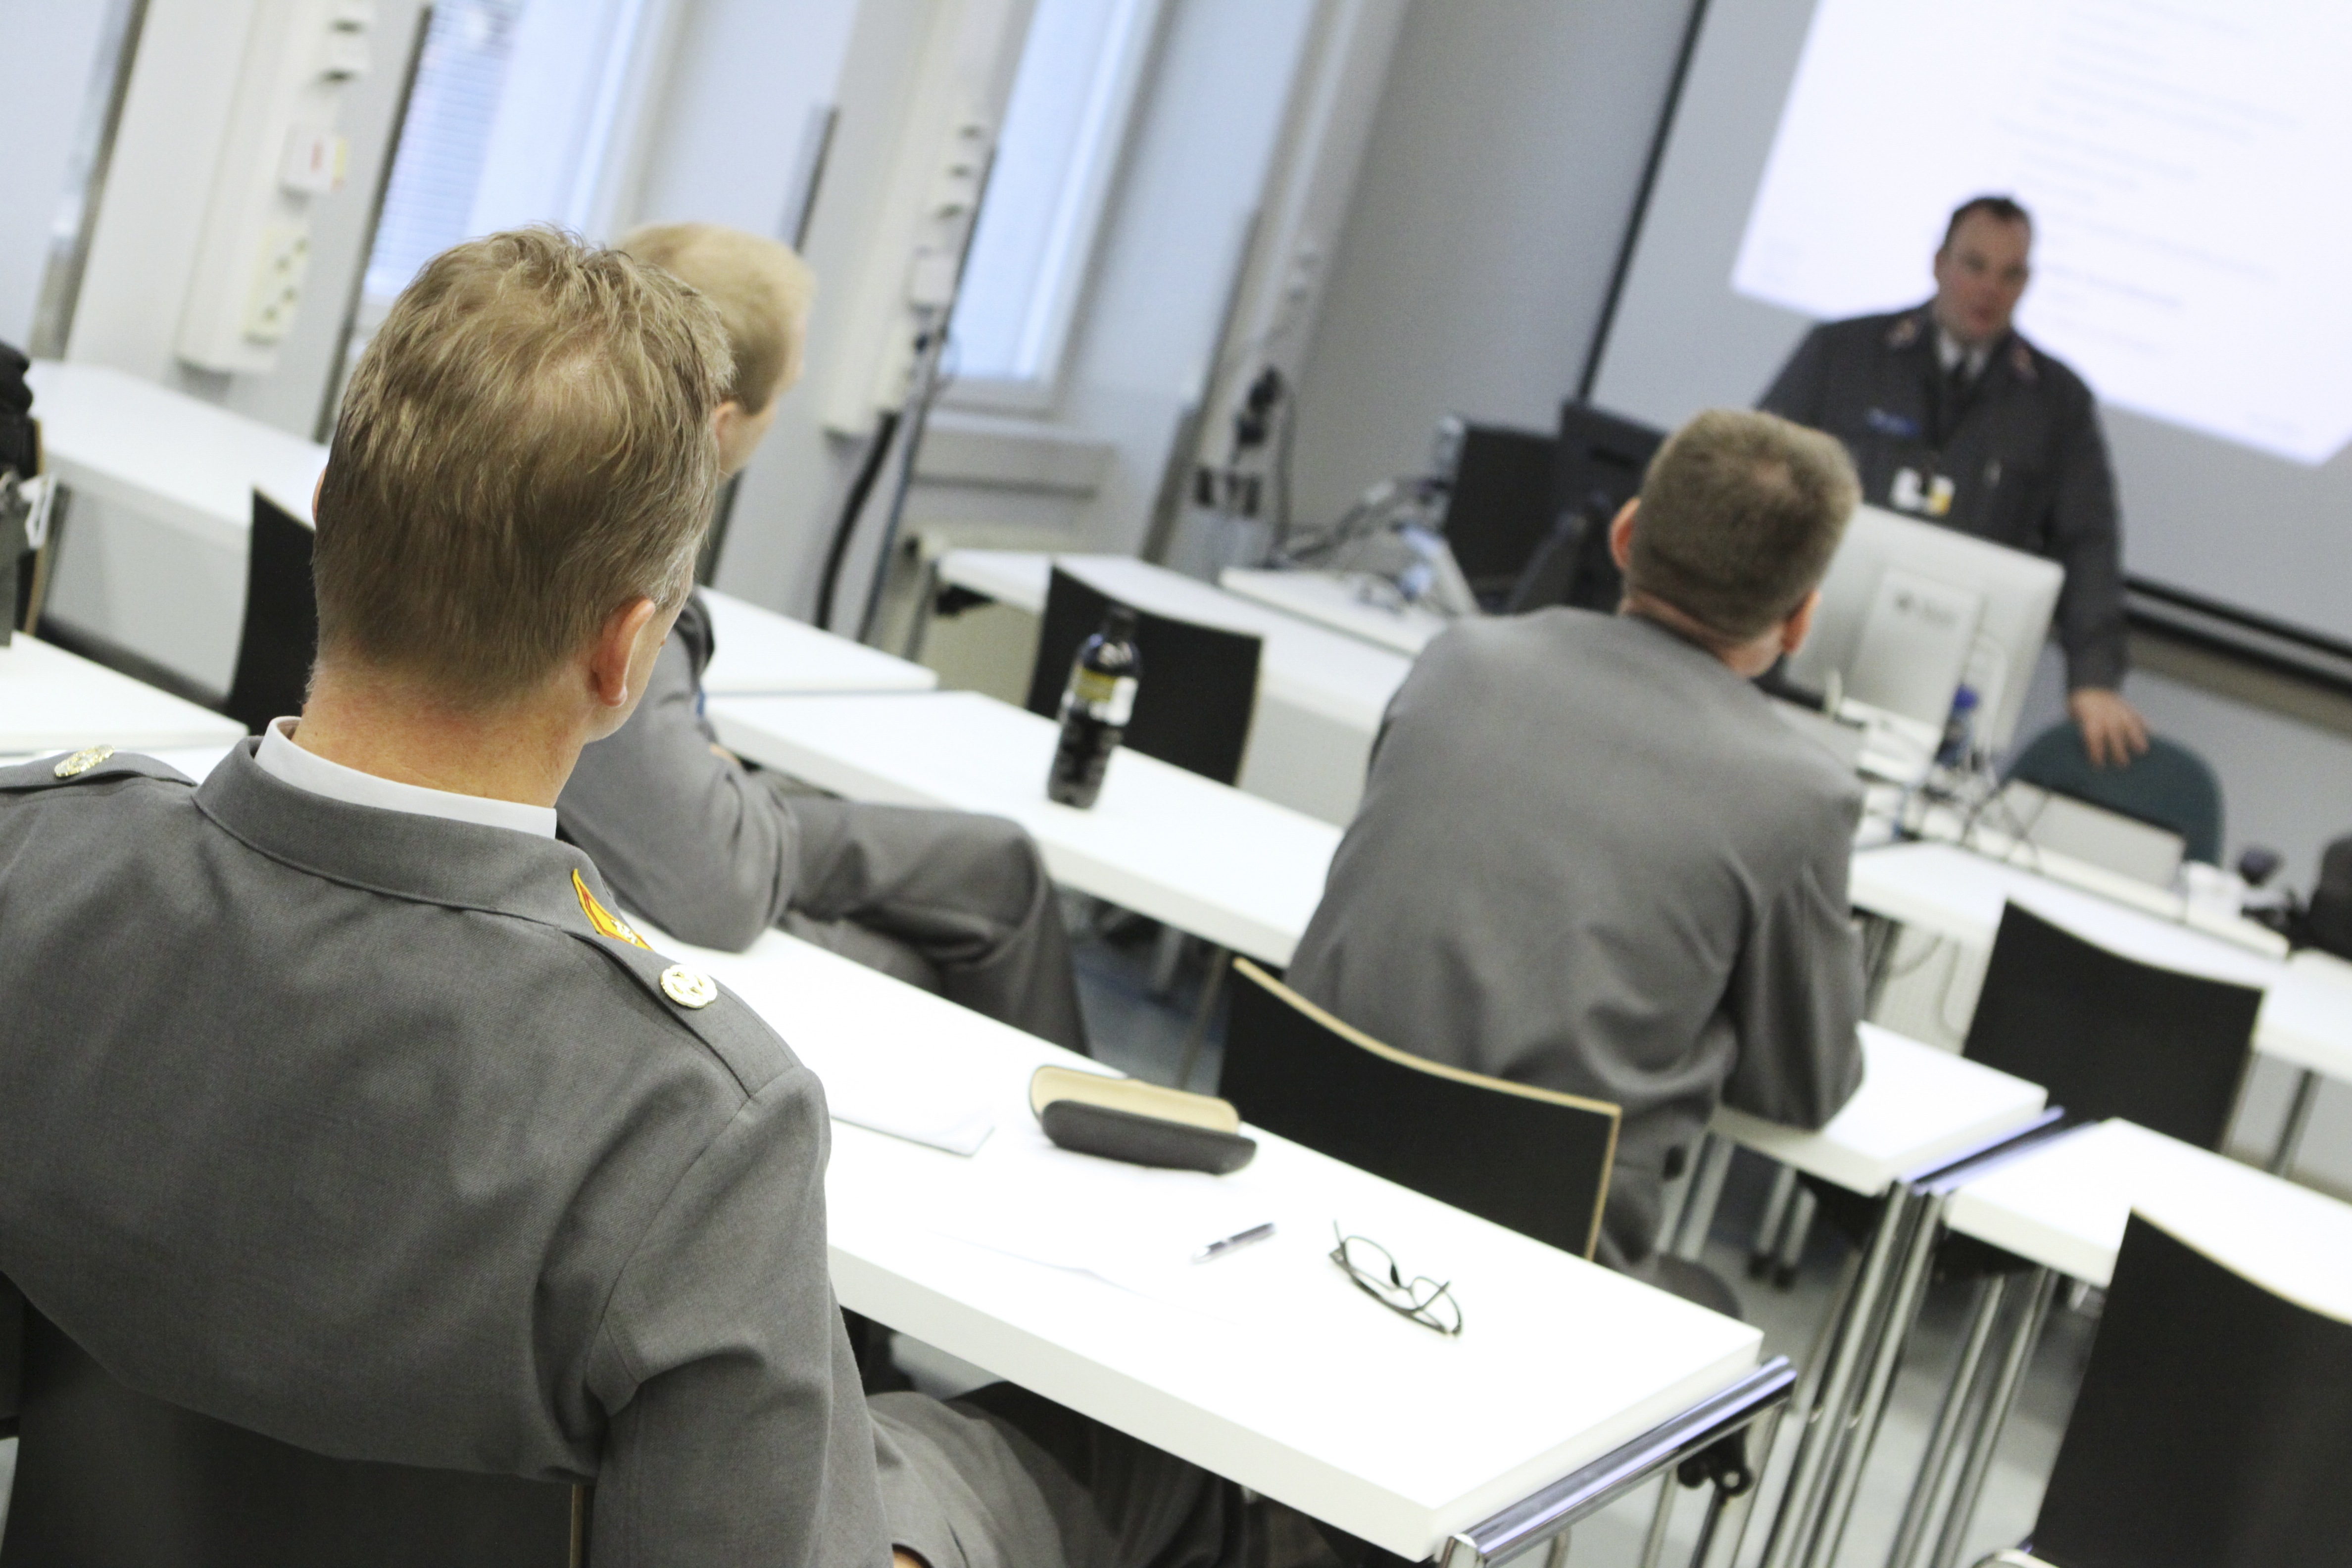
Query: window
[[336, 0, 667, 407], [947, 0, 1163, 407]]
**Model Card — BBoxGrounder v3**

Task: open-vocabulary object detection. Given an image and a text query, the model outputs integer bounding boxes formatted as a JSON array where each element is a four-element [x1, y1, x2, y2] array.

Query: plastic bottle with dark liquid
[[1047, 605, 1140, 808]]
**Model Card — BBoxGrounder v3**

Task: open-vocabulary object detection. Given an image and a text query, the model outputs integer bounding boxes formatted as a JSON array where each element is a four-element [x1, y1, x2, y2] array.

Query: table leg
[[1757, 1186, 1915, 1568], [1772, 1188, 1817, 1290], [1707, 1398, 1785, 1568], [1886, 1274, 2008, 1568], [1174, 947, 1231, 1091], [1638, 1473, 1676, 1568], [1927, 1269, 2056, 1568], [2270, 1069, 2321, 1177], [1806, 1193, 1947, 1568], [1541, 1530, 1572, 1568], [1859, 912, 1901, 1017], [1672, 1135, 1736, 1261], [1750, 1166, 1799, 1278]]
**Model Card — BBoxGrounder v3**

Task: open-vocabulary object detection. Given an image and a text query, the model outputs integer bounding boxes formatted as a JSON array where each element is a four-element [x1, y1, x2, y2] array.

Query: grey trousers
[[872, 1385, 1242, 1568], [778, 791, 1090, 1054]]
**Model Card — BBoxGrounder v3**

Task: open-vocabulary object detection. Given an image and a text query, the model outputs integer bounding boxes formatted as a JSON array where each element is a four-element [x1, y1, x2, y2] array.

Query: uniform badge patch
[[659, 965, 718, 1010], [572, 868, 651, 949], [53, 744, 116, 779]]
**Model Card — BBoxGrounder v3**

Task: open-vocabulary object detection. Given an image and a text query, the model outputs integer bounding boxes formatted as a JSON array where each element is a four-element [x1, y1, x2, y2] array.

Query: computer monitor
[[1429, 418, 1557, 604], [1786, 504, 2063, 752], [1544, 401, 1663, 612]]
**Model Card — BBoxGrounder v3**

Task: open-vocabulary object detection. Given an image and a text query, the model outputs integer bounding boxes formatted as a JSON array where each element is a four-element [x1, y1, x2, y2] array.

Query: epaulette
[[2008, 339, 2038, 383], [0, 745, 194, 792], [1884, 313, 1924, 349], [574, 933, 796, 1101]]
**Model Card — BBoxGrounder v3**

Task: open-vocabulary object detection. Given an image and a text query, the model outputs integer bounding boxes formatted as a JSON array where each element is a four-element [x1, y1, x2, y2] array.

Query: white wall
[[0, 2, 121, 350], [1288, 0, 1694, 527]]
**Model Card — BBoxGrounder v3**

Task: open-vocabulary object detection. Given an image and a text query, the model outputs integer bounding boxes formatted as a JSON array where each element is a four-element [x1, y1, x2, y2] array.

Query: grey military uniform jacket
[[0, 743, 1016, 1568], [1285, 612, 1866, 1268], [1760, 304, 2129, 691]]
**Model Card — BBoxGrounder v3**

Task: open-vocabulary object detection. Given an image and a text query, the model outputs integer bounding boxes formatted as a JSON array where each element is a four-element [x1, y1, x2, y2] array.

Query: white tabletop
[[934, 551, 1413, 733], [1217, 569, 1453, 657], [643, 922, 1763, 1559], [707, 690, 1340, 966], [699, 588, 937, 696], [1945, 1118, 2352, 1308], [2253, 949, 2352, 1086], [1709, 1025, 2049, 1197], [28, 360, 328, 552], [0, 638, 245, 754], [1851, 841, 2286, 981]]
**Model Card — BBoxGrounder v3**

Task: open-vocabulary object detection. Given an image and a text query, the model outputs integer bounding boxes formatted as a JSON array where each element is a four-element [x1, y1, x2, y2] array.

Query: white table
[[1849, 838, 2352, 1174], [931, 551, 1414, 825], [1217, 568, 1453, 656], [707, 689, 1341, 968], [29, 361, 329, 691], [1682, 1027, 2049, 1568], [699, 588, 937, 695], [642, 922, 1771, 1563], [1881, 1120, 2352, 1568], [0, 637, 245, 755]]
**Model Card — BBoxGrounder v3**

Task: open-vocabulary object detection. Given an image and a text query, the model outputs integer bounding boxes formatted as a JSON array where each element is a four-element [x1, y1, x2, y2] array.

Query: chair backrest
[[1962, 902, 2261, 1151], [0, 1289, 580, 1568], [223, 488, 318, 735], [1023, 566, 1263, 786], [2005, 721, 2224, 866], [2030, 1213, 2352, 1568], [1218, 959, 1619, 1261]]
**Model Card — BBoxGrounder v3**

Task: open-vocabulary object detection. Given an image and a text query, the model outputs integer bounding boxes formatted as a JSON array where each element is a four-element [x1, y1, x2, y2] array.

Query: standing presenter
[[1760, 195, 2148, 766]]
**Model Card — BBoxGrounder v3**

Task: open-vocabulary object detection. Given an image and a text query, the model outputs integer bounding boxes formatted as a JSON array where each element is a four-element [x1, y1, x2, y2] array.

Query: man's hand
[[894, 1551, 928, 1568], [2067, 687, 2150, 769]]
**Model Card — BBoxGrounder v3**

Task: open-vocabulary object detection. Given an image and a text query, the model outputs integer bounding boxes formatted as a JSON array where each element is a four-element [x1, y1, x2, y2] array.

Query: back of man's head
[[618, 223, 814, 413], [1627, 409, 1859, 642], [315, 227, 730, 707]]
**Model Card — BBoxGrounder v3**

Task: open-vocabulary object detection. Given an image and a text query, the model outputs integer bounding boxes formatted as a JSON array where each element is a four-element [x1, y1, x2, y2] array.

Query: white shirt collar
[[254, 718, 559, 839], [1936, 327, 1993, 381]]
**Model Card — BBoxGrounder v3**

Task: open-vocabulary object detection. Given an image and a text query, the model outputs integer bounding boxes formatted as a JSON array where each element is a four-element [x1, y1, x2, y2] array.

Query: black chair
[[1022, 566, 1262, 787], [1538, 401, 1664, 614], [0, 1284, 582, 1568], [1963, 901, 2262, 1152], [223, 487, 318, 735], [1986, 1213, 2352, 1568], [1218, 958, 1620, 1264]]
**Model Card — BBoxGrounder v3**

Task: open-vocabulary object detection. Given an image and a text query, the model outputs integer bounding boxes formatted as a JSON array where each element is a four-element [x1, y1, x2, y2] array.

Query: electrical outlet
[[243, 222, 313, 343]]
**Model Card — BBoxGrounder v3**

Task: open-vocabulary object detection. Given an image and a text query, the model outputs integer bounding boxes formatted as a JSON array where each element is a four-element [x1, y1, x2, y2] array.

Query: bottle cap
[[1104, 604, 1139, 637]]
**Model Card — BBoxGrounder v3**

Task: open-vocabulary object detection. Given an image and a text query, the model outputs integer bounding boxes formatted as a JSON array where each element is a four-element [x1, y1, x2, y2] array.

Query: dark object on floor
[[2004, 722, 2223, 866], [0, 1285, 580, 1568], [2024, 1215, 2352, 1568]]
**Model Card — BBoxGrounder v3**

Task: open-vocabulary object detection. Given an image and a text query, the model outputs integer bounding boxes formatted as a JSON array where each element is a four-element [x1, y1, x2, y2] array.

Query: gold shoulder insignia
[[659, 965, 718, 1010], [1886, 316, 1921, 349], [2009, 341, 2037, 381], [573, 868, 651, 949], [53, 744, 116, 779]]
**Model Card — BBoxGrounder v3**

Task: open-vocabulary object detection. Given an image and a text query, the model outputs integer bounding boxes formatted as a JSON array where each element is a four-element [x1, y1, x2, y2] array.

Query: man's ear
[[1607, 498, 1640, 571], [1780, 588, 1821, 656], [588, 596, 663, 711]]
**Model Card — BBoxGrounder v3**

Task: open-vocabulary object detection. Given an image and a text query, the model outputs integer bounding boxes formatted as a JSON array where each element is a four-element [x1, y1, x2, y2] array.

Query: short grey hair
[[1627, 409, 1860, 641]]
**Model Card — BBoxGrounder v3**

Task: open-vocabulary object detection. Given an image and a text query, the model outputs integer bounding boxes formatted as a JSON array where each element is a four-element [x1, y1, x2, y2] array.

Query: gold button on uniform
[[659, 965, 718, 1010], [54, 744, 116, 779]]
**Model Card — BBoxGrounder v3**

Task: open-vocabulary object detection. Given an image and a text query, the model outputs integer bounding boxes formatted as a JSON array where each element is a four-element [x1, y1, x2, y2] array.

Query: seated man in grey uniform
[[0, 230, 1224, 1568], [557, 223, 1087, 1052], [1286, 409, 1868, 1280]]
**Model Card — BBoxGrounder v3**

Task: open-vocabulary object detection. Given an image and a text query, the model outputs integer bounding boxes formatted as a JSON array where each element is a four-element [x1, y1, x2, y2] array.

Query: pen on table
[[1193, 1222, 1276, 1264]]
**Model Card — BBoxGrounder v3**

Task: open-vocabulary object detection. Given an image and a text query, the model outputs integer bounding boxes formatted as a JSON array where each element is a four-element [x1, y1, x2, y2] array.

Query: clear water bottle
[[1936, 684, 1980, 769], [1047, 605, 1140, 808]]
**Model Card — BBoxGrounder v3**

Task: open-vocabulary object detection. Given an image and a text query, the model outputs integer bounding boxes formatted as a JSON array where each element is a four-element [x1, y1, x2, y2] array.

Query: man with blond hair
[[1287, 409, 1868, 1283], [559, 221, 1088, 1052], [0, 229, 1224, 1567]]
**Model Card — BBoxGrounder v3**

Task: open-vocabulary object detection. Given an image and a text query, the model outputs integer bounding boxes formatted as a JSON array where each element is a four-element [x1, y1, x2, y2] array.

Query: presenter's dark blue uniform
[[1761, 304, 2128, 691]]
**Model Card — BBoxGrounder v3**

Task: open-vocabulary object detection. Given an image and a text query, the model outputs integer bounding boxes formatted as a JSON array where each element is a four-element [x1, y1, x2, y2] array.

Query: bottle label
[[1068, 670, 1137, 725]]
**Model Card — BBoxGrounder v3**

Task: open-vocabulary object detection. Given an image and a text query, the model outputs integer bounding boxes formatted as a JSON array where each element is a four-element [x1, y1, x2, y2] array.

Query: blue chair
[[2003, 722, 2224, 866]]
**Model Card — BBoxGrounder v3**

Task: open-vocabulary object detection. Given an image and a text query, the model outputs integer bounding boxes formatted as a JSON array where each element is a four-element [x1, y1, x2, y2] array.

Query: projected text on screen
[[1732, 0, 2352, 466]]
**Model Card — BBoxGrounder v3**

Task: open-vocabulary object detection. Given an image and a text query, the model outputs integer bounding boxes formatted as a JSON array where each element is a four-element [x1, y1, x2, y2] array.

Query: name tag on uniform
[[1891, 466, 1955, 518], [1864, 407, 1920, 439]]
